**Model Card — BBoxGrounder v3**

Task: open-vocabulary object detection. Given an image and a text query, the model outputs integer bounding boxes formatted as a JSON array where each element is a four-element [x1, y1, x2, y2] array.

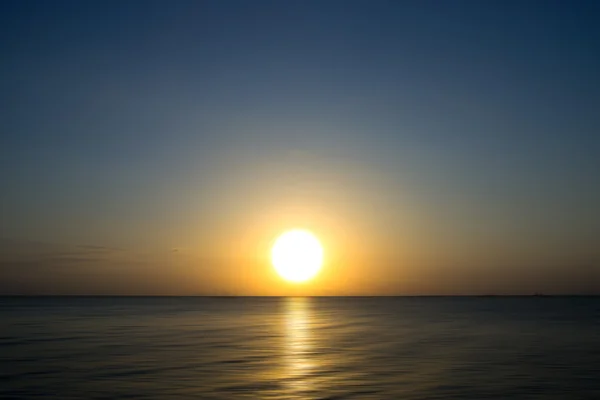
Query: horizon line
[[1, 294, 598, 298]]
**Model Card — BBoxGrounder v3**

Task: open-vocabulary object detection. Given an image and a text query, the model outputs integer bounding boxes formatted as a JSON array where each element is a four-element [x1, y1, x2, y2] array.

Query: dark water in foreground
[[1, 297, 599, 399]]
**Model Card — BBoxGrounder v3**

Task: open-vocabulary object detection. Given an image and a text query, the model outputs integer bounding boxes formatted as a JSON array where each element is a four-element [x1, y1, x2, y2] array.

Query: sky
[[1, 0, 599, 295]]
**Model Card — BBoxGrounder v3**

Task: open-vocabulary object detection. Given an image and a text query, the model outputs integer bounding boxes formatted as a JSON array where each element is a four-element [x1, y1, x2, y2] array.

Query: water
[[1, 296, 599, 399]]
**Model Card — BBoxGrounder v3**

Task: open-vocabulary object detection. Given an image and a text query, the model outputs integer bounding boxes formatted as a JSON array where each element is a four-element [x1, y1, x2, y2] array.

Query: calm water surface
[[1, 297, 599, 399]]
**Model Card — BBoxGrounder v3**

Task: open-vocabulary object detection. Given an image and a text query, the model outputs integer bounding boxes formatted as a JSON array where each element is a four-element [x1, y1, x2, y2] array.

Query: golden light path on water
[[284, 297, 316, 394]]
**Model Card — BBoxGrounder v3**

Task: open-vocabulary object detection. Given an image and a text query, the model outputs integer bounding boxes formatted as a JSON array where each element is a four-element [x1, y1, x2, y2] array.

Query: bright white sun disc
[[271, 230, 323, 282]]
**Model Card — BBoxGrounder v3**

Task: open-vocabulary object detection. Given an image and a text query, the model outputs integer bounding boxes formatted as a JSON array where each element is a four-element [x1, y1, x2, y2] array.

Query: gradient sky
[[1, 0, 599, 295]]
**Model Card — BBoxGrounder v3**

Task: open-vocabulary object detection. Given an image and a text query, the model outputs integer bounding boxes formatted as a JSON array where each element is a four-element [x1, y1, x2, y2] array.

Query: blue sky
[[1, 0, 599, 294]]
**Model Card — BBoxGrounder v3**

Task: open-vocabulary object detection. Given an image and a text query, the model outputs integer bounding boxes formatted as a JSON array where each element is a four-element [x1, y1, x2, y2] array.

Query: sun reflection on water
[[284, 297, 315, 392]]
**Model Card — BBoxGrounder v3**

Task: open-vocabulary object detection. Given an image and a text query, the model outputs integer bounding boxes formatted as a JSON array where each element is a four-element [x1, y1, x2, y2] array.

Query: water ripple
[[1, 296, 599, 399]]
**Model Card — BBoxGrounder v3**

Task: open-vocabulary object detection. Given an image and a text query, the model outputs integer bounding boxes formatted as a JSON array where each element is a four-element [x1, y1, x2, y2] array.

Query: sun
[[271, 229, 323, 283]]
